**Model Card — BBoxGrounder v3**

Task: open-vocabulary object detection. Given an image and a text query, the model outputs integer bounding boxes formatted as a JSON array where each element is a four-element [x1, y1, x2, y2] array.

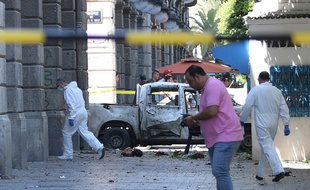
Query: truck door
[[140, 85, 183, 138]]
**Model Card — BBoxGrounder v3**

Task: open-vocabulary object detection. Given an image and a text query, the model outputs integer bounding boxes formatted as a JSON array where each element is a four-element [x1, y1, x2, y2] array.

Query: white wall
[[248, 40, 310, 161], [245, 0, 310, 161], [87, 1, 116, 103]]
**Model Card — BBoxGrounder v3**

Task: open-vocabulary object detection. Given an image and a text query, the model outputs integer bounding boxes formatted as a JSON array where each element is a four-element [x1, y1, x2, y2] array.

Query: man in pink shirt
[[183, 65, 243, 190]]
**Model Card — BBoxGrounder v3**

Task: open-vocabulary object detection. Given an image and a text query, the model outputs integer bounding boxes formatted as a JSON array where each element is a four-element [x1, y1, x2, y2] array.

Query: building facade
[[245, 0, 310, 161], [0, 0, 88, 178], [87, 0, 196, 104], [0, 0, 195, 178]]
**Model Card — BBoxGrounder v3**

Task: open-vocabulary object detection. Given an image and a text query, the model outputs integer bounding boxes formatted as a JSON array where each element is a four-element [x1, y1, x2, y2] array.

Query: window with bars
[[270, 66, 310, 117]]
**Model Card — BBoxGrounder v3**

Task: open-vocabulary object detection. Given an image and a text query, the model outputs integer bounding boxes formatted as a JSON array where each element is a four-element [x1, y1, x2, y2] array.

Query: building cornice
[[247, 12, 310, 20]]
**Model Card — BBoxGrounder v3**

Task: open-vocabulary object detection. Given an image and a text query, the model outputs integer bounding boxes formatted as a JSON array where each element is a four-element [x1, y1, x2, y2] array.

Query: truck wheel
[[240, 132, 252, 153], [103, 128, 131, 150]]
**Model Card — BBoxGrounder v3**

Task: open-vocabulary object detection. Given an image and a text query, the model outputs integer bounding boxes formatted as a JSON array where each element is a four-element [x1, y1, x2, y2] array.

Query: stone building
[[0, 0, 88, 178], [87, 0, 196, 104], [114, 0, 196, 104], [0, 0, 195, 178]]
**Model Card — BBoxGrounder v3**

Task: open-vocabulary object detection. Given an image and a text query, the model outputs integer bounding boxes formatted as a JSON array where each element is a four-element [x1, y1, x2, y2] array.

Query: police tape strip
[[88, 88, 175, 95], [117, 90, 136, 95], [2, 28, 310, 45], [88, 88, 136, 95]]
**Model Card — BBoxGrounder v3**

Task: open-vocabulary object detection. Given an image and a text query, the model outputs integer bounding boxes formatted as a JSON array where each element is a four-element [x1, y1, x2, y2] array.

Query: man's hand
[[69, 119, 74, 127], [240, 121, 244, 126], [284, 125, 290, 136], [240, 121, 245, 136], [182, 115, 198, 127]]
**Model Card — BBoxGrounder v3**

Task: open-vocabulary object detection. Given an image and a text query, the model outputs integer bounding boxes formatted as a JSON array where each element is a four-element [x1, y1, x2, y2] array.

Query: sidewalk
[[1, 147, 310, 190]]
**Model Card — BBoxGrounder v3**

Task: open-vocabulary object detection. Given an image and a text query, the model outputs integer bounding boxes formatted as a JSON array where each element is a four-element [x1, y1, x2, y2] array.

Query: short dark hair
[[164, 75, 172, 81], [221, 72, 230, 81], [132, 149, 143, 157], [139, 74, 146, 80], [259, 71, 270, 80], [56, 78, 67, 83], [152, 70, 159, 75], [185, 65, 206, 78]]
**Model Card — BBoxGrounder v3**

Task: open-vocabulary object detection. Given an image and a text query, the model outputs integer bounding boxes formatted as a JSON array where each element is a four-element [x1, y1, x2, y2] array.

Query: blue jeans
[[208, 141, 241, 190]]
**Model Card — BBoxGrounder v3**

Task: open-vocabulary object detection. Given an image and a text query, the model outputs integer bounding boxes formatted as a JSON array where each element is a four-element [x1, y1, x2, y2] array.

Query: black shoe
[[255, 175, 263, 181], [285, 171, 292, 176], [98, 147, 105, 160], [272, 172, 285, 182]]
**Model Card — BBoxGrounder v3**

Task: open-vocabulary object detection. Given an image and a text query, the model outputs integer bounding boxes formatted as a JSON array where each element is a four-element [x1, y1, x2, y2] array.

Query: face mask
[[57, 86, 63, 92]]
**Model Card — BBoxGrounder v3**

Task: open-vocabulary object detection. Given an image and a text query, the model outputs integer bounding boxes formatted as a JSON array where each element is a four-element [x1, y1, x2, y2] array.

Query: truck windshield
[[149, 87, 198, 109], [150, 87, 179, 106]]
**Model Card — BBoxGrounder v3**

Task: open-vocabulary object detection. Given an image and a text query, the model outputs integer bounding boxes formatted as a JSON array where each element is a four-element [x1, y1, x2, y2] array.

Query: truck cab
[[89, 82, 204, 150], [89, 82, 251, 153], [137, 82, 201, 144]]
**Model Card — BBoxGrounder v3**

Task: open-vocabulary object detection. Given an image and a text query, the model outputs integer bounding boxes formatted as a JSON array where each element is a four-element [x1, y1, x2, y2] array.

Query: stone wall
[[0, 0, 87, 177], [0, 0, 193, 178]]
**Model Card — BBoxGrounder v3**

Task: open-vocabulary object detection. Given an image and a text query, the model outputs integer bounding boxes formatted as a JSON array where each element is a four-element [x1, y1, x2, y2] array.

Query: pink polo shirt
[[199, 77, 243, 148]]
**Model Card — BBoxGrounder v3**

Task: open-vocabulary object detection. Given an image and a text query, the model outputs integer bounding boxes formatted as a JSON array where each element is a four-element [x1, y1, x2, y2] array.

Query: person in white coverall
[[56, 78, 105, 160], [239, 71, 290, 182]]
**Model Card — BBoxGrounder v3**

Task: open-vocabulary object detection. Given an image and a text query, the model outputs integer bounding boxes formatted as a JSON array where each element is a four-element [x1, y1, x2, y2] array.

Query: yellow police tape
[[0, 29, 45, 44], [88, 88, 175, 95], [117, 90, 136, 95], [2, 28, 310, 45], [291, 31, 310, 45], [88, 88, 136, 95], [126, 31, 214, 45]]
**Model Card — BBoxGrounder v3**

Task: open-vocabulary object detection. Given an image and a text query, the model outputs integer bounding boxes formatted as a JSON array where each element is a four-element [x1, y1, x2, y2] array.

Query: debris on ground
[[78, 146, 258, 163], [121, 147, 143, 157], [187, 152, 205, 159], [155, 151, 169, 156]]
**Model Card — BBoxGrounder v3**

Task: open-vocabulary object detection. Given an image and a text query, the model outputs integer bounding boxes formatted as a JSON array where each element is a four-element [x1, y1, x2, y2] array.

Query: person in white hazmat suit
[[239, 71, 290, 182], [56, 78, 105, 160]]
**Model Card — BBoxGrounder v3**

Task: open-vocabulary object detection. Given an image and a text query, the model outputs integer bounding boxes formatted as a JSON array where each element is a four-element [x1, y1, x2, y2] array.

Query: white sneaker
[[58, 155, 73, 160], [98, 147, 105, 160]]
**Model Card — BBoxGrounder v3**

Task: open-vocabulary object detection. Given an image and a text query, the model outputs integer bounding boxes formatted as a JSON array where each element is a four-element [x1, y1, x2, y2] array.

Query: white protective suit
[[239, 82, 290, 177], [62, 81, 103, 157]]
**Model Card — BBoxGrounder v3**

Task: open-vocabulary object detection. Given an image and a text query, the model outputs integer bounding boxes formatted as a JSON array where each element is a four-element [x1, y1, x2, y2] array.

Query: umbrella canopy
[[157, 57, 238, 75]]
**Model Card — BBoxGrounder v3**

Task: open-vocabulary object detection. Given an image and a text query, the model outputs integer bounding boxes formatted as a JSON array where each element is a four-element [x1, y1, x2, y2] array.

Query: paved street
[[1, 145, 310, 190]]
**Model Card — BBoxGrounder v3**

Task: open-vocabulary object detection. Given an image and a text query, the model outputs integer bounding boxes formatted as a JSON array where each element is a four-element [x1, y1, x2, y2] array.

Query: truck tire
[[103, 128, 131, 150], [240, 130, 252, 153]]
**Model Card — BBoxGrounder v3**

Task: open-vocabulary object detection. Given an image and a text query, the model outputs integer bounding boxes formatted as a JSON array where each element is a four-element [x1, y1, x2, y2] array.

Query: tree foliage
[[189, 0, 253, 57], [216, 0, 254, 38], [191, 9, 218, 34], [189, 0, 222, 59]]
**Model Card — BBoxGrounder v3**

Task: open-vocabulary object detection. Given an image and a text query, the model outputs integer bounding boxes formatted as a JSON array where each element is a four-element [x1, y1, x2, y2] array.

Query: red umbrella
[[157, 57, 238, 75]]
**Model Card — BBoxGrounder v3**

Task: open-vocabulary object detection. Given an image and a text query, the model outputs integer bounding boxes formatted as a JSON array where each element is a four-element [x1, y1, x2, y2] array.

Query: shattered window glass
[[150, 87, 179, 106]]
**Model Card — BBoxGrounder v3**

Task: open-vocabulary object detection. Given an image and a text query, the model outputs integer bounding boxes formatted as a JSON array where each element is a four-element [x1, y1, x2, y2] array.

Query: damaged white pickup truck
[[89, 82, 202, 150], [89, 82, 252, 153]]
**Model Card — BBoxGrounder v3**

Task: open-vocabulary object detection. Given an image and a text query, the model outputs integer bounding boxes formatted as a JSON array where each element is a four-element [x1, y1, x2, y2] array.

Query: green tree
[[189, 0, 222, 59], [216, 0, 254, 42]]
